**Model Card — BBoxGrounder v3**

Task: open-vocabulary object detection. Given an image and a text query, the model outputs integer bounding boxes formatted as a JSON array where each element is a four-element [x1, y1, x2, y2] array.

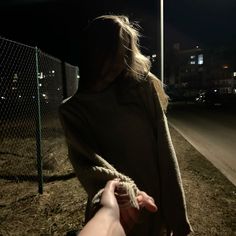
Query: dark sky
[[0, 0, 235, 65]]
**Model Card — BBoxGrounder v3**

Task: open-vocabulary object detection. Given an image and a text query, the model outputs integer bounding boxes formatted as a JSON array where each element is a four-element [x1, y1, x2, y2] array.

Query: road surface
[[167, 103, 236, 186]]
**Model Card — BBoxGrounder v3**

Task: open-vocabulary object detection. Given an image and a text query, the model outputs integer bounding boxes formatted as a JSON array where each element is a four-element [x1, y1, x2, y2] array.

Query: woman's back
[[59, 14, 192, 235]]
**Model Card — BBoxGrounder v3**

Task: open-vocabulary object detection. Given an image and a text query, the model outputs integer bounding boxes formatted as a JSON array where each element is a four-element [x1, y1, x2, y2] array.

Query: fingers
[[100, 179, 120, 209], [137, 191, 158, 212], [104, 179, 120, 193], [115, 183, 127, 194], [115, 183, 133, 208], [120, 207, 139, 233], [102, 179, 120, 201], [115, 185, 158, 213], [115, 192, 130, 208], [103, 181, 158, 215]]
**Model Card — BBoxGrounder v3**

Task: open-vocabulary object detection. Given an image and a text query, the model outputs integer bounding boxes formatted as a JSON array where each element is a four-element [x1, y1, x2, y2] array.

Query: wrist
[[96, 207, 119, 223], [95, 207, 125, 236]]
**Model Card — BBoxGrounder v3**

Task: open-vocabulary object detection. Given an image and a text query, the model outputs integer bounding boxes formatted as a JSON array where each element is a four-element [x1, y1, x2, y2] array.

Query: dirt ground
[[0, 126, 235, 236]]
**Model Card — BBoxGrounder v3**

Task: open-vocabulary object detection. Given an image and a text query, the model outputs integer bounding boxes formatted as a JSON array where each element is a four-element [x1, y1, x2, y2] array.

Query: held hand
[[136, 191, 158, 212], [115, 187, 158, 234]]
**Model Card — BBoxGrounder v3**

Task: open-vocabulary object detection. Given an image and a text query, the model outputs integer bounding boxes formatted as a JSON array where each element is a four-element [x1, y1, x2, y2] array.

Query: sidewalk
[[169, 126, 236, 235]]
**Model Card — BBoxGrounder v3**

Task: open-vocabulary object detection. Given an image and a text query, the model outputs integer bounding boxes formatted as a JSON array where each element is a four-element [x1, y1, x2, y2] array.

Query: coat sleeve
[[148, 75, 192, 235], [58, 100, 139, 218]]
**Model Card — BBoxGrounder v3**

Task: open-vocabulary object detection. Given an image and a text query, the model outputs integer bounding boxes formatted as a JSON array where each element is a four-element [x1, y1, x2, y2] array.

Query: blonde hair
[[98, 15, 151, 79], [78, 14, 151, 89]]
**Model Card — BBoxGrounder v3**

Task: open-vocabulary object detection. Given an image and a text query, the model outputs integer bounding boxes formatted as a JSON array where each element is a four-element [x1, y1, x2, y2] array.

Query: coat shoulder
[[144, 72, 169, 112]]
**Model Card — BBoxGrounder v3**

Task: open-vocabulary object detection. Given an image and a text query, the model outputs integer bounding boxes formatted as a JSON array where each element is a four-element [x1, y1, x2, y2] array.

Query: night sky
[[0, 0, 235, 65]]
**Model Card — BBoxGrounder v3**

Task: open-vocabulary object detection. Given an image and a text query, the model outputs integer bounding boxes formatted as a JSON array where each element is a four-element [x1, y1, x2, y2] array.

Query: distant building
[[165, 43, 236, 101]]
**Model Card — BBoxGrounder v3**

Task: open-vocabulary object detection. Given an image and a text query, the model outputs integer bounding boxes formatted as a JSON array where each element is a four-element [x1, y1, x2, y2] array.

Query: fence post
[[35, 47, 43, 194], [61, 62, 68, 99]]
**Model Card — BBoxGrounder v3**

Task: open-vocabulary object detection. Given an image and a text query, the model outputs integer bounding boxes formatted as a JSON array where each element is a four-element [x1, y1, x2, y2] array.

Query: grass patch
[[0, 127, 235, 235]]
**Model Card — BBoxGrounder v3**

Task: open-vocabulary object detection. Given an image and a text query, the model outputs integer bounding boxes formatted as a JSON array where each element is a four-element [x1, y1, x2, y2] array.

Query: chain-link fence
[[0, 36, 78, 193]]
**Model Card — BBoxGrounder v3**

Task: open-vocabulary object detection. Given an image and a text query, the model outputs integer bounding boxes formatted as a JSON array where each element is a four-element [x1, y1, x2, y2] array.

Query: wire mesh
[[0, 37, 38, 181], [38, 51, 72, 177], [0, 36, 80, 236], [0, 36, 79, 190]]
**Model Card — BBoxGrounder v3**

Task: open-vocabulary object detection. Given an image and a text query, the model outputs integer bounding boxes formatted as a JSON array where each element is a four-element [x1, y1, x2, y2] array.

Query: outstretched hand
[[100, 179, 121, 220], [80, 179, 125, 236]]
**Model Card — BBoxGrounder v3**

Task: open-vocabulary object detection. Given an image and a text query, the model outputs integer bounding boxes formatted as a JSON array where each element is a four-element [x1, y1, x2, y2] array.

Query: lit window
[[190, 55, 195, 59], [38, 72, 44, 79], [190, 61, 195, 65], [198, 54, 204, 65], [233, 72, 236, 77]]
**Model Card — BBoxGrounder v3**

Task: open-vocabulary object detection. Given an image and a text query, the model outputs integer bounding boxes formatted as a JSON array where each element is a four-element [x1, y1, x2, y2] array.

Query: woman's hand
[[136, 191, 158, 212], [115, 186, 158, 234]]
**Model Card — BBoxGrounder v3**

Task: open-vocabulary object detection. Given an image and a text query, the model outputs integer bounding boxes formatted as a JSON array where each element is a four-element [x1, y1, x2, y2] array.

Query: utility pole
[[160, 0, 164, 86]]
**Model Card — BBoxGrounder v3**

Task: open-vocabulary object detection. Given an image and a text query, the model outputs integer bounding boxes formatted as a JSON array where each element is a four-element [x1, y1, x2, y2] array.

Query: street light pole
[[160, 0, 164, 86]]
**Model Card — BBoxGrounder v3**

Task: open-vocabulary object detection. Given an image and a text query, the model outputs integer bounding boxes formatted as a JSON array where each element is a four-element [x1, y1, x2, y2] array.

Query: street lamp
[[160, 0, 164, 86]]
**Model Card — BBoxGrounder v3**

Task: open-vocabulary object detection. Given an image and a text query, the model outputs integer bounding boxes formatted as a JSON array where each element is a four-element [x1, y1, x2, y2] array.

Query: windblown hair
[[78, 15, 151, 89]]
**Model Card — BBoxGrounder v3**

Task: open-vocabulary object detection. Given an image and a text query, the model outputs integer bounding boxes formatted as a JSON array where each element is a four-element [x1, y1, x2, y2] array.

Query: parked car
[[195, 89, 236, 107]]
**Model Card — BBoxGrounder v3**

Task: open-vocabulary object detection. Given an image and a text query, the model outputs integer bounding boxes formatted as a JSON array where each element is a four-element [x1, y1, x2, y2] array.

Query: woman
[[59, 15, 192, 235]]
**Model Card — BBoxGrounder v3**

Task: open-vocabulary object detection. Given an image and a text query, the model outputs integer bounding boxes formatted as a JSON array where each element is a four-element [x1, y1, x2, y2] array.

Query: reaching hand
[[80, 179, 125, 236], [100, 179, 121, 220]]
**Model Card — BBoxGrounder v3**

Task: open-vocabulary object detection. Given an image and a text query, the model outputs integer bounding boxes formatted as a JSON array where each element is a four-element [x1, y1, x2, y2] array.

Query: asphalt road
[[167, 103, 236, 186]]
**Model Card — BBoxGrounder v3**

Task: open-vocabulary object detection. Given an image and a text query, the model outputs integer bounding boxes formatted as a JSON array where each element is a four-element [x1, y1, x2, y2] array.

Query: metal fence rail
[[0, 36, 78, 193]]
